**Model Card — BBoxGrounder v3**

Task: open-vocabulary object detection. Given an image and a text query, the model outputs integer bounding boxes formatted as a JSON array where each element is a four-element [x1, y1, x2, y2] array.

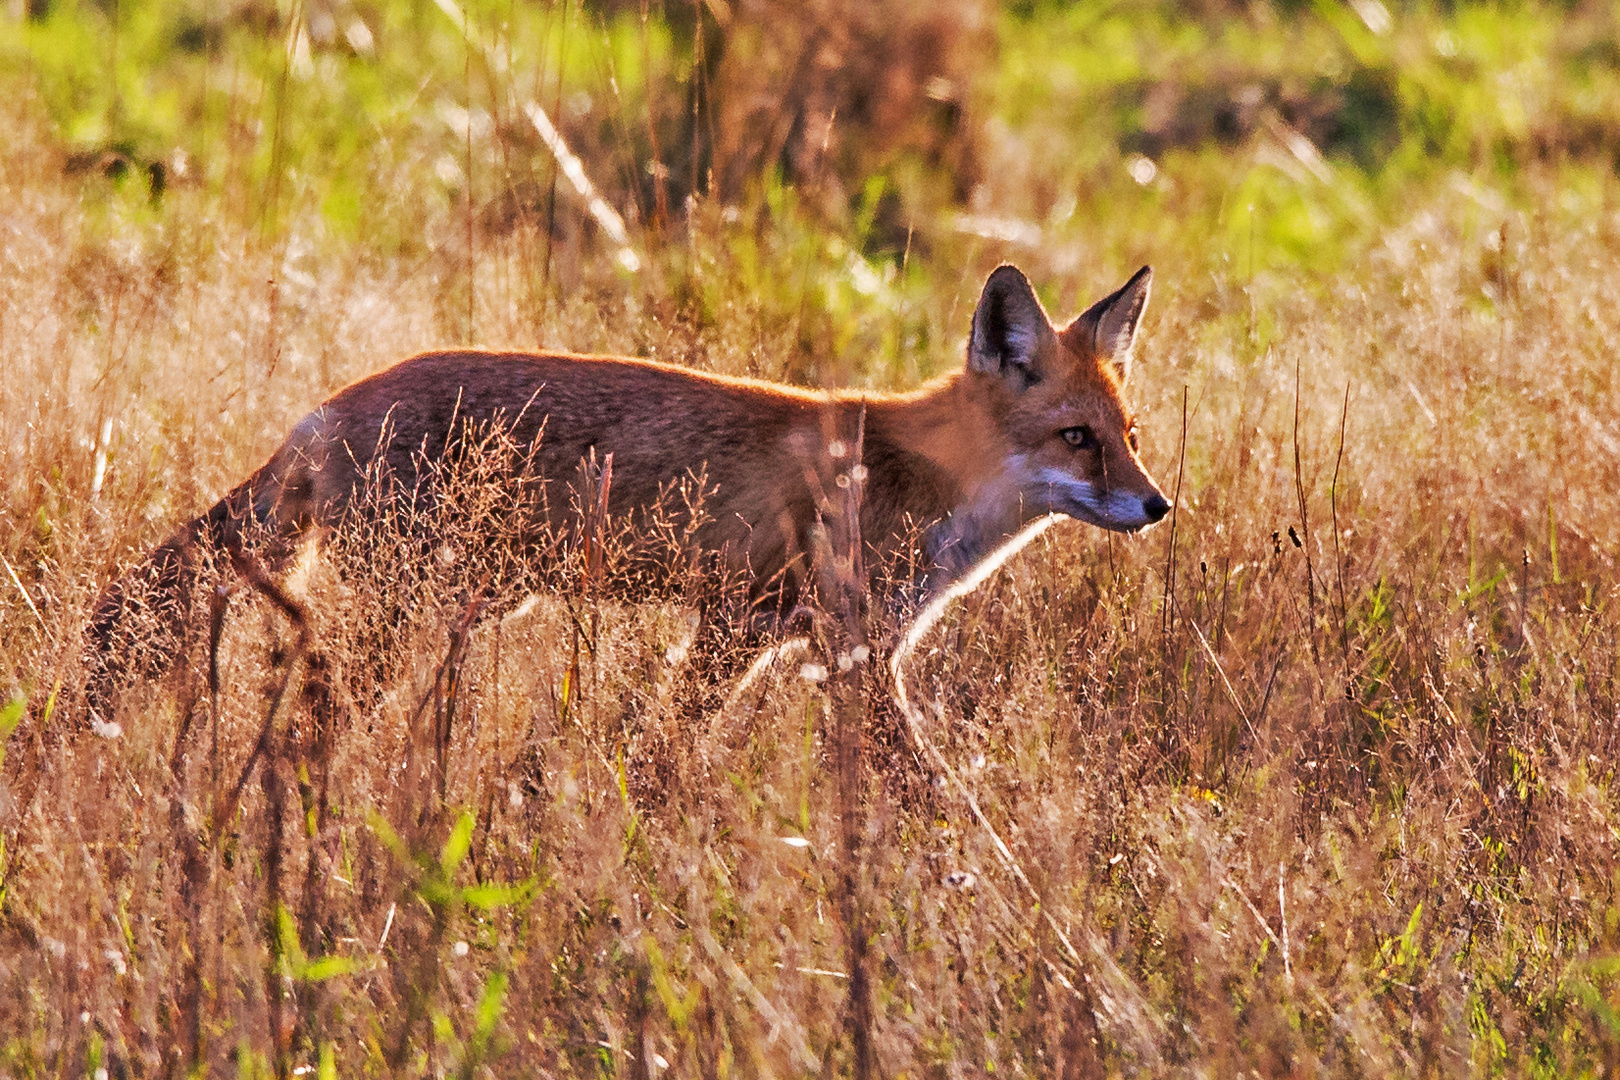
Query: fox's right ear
[[968, 265, 1055, 390], [1067, 265, 1152, 386]]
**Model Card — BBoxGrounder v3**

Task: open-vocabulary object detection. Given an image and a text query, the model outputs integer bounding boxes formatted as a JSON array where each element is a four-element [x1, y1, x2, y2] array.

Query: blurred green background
[[4, 0, 1618, 370]]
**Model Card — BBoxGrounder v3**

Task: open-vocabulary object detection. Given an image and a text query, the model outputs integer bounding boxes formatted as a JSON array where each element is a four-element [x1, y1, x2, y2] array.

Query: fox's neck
[[855, 373, 1023, 581]]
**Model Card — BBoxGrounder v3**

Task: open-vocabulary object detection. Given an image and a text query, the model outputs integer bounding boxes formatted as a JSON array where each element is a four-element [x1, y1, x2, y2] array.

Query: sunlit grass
[[4, 1, 1620, 1075]]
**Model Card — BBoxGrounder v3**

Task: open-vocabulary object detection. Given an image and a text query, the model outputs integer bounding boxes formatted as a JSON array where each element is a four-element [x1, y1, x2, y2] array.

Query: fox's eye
[[1060, 426, 1098, 450]]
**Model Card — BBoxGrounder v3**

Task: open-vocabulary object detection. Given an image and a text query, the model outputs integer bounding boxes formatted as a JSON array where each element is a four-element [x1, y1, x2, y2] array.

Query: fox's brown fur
[[88, 264, 1169, 711]]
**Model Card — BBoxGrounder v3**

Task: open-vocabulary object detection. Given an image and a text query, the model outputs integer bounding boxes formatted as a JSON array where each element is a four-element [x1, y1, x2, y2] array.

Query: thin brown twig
[[1330, 381, 1351, 679], [1188, 617, 1256, 747], [834, 407, 875, 1080], [434, 591, 488, 804], [1160, 387, 1187, 645], [540, 0, 570, 331], [167, 581, 232, 1078], [1159, 386, 1189, 753], [220, 546, 311, 827], [1291, 355, 1320, 665], [463, 0, 475, 345]]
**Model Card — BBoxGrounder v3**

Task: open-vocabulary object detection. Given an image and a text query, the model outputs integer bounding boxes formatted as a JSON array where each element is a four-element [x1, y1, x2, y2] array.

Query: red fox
[[88, 264, 1169, 705]]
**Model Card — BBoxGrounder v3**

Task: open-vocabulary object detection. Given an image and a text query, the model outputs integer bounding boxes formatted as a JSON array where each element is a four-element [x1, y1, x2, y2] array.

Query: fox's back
[[269, 350, 835, 578]]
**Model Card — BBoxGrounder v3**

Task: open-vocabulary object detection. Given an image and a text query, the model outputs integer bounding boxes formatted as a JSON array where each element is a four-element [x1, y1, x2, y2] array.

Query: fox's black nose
[[1143, 494, 1171, 522]]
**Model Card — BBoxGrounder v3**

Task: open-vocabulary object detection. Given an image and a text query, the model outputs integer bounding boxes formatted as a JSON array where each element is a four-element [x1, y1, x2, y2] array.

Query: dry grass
[[5, 44, 1620, 1079]]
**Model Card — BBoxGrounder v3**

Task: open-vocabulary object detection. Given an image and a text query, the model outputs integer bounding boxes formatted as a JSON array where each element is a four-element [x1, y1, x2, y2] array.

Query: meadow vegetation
[[4, 0, 1620, 1074]]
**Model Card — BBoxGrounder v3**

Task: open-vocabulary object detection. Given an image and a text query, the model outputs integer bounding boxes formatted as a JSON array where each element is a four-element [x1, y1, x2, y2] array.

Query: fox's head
[[966, 264, 1171, 533]]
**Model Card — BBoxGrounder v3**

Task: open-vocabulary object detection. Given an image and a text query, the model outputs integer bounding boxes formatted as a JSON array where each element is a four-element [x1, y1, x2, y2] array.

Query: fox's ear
[[968, 265, 1055, 390], [1067, 265, 1152, 385]]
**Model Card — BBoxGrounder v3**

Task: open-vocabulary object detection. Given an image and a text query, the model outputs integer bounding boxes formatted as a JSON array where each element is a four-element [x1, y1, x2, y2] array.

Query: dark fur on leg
[[85, 491, 245, 720]]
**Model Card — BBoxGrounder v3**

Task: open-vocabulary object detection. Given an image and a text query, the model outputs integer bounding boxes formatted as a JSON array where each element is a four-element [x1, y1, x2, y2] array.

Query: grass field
[[5, 0, 1620, 1075]]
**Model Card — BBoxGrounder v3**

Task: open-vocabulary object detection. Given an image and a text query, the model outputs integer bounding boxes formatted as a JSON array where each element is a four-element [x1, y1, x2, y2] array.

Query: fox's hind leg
[[84, 446, 335, 722]]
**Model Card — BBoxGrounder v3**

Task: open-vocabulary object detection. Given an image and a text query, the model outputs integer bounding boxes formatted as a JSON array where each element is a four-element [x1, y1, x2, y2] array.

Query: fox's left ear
[[1066, 265, 1152, 386], [968, 265, 1057, 391]]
